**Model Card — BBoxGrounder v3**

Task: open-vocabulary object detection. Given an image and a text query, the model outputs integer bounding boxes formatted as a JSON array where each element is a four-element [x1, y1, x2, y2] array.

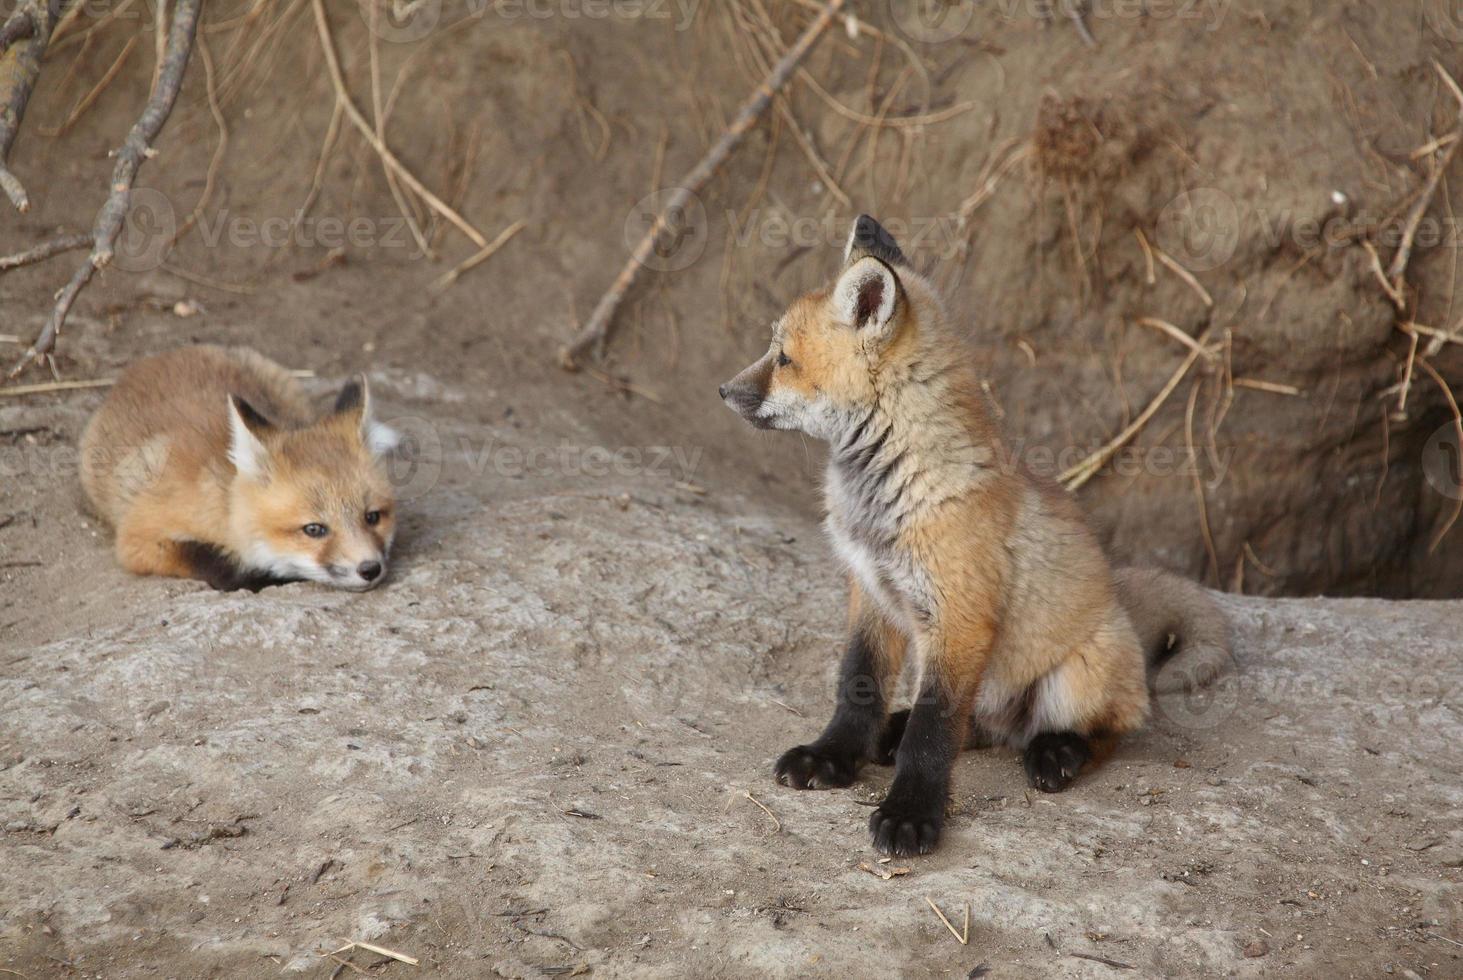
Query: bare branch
[[8, 0, 201, 379], [559, 0, 848, 370], [0, 0, 67, 212], [0, 232, 93, 272]]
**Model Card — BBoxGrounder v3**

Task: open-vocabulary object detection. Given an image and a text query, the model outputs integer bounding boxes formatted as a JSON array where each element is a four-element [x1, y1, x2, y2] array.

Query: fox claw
[[868, 799, 942, 856], [773, 743, 858, 789], [1023, 731, 1091, 793]]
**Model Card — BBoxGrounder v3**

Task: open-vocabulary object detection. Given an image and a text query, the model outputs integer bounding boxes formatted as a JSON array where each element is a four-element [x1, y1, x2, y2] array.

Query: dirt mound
[[5, 0, 1458, 596]]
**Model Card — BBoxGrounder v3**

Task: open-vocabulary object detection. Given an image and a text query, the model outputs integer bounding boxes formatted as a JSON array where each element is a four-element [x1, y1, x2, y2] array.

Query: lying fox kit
[[720, 216, 1231, 857], [80, 345, 399, 592]]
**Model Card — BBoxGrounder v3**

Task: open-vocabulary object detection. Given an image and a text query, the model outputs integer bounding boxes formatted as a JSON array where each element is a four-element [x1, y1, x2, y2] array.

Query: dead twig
[[1151, 243, 1213, 307], [7, 0, 200, 380], [433, 218, 527, 290], [1134, 316, 1216, 361], [311, 0, 487, 250], [743, 790, 781, 832], [327, 940, 418, 968], [1061, 334, 1214, 491], [1069, 951, 1135, 970], [38, 34, 138, 138], [1232, 377, 1303, 396], [0, 377, 114, 397], [558, 0, 848, 370], [1386, 61, 1463, 294], [0, 232, 92, 272], [924, 896, 969, 945], [0, 0, 68, 211]]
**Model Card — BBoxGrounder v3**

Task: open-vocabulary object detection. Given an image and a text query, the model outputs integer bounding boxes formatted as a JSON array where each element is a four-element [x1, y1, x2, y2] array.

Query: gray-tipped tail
[[1114, 567, 1235, 694]]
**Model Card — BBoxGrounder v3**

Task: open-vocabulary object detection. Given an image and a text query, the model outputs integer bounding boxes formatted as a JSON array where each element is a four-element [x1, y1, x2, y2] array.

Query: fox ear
[[335, 374, 399, 457], [227, 395, 271, 479], [833, 255, 900, 338], [843, 214, 905, 267]]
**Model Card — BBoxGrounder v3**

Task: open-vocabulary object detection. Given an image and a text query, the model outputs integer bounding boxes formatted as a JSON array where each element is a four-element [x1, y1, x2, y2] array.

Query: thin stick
[[39, 35, 138, 138], [1135, 317, 1216, 360], [1388, 61, 1463, 288], [1069, 952, 1135, 970], [793, 68, 978, 128], [1417, 359, 1462, 552], [1232, 377, 1302, 396], [743, 790, 781, 832], [336, 940, 418, 967], [7, 0, 200, 380], [1152, 244, 1213, 307], [311, 0, 487, 250], [1185, 379, 1221, 585], [558, 0, 847, 370], [1406, 320, 1463, 349], [1061, 337, 1212, 490], [1397, 327, 1419, 416], [0, 378, 114, 397], [170, 32, 225, 246], [369, 0, 432, 259], [924, 896, 968, 945], [1134, 228, 1156, 284], [1364, 240, 1406, 309], [433, 219, 527, 290], [0, 232, 92, 272]]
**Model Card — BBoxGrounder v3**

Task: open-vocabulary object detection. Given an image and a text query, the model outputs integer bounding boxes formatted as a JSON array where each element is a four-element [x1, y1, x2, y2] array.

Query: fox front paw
[[773, 743, 859, 790], [1022, 731, 1091, 793], [868, 793, 943, 857]]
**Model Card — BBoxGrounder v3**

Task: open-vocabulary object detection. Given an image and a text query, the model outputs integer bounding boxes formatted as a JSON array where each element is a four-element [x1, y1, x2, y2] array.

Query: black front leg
[[775, 624, 891, 790], [869, 679, 960, 856], [178, 541, 290, 593]]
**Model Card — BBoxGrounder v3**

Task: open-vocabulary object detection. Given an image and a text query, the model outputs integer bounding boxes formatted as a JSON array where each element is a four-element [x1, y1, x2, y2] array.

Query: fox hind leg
[[1019, 641, 1146, 793]]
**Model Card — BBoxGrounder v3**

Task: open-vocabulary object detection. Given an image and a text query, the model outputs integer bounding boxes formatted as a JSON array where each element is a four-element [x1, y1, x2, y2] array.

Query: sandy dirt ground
[[3, 365, 1462, 979], [2, 0, 1463, 977]]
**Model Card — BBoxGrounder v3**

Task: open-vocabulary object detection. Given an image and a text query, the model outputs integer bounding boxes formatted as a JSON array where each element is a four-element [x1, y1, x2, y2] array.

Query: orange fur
[[723, 216, 1231, 853], [80, 345, 397, 591]]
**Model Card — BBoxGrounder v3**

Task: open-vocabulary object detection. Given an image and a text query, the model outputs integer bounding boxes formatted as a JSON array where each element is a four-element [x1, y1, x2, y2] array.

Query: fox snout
[[333, 556, 387, 591], [719, 355, 775, 429]]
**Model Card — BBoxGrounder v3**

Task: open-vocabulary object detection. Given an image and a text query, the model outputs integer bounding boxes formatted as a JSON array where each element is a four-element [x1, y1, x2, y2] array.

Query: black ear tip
[[334, 379, 364, 412], [230, 394, 272, 430]]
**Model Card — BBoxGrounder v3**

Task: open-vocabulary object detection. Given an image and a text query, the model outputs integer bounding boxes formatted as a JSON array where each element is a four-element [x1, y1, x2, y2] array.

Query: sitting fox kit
[[720, 216, 1230, 857], [80, 345, 398, 592]]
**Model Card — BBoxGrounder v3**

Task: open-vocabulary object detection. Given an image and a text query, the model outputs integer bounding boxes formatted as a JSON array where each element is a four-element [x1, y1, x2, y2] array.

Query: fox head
[[719, 214, 947, 442], [226, 377, 399, 591]]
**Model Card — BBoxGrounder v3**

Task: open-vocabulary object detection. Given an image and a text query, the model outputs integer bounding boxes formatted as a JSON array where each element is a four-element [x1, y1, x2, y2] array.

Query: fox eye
[[364, 510, 382, 526], [302, 523, 329, 538], [776, 351, 792, 368]]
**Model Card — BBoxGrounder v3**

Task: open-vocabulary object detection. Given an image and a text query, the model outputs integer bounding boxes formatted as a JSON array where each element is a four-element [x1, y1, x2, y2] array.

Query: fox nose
[[357, 560, 382, 582], [718, 384, 729, 400]]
